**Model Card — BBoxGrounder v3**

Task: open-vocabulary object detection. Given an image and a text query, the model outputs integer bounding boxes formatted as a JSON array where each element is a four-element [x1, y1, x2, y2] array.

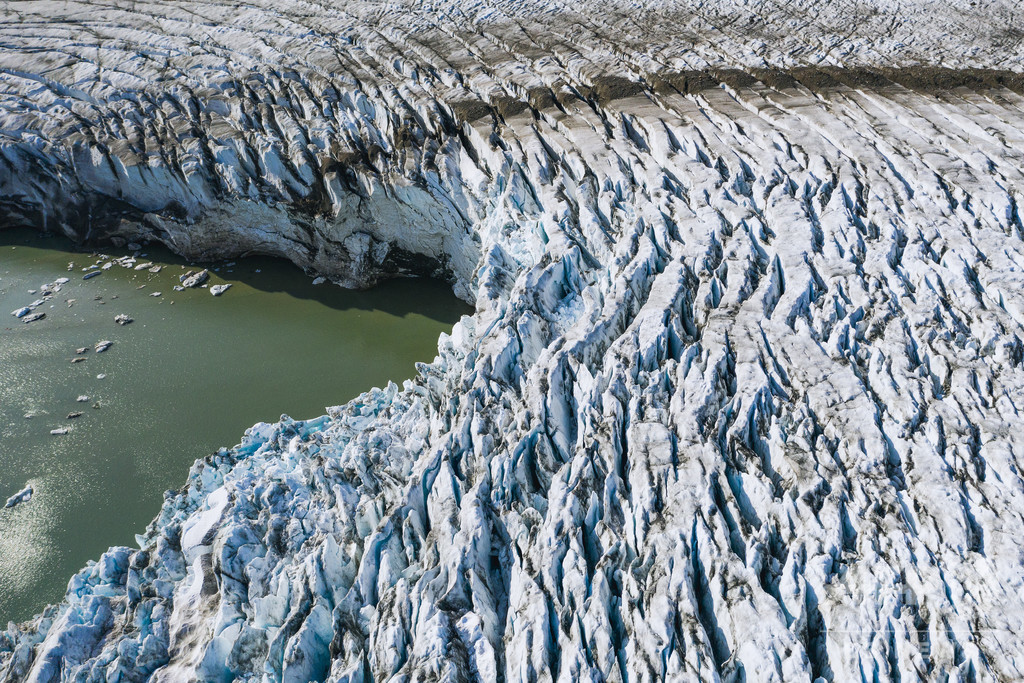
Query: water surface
[[0, 230, 470, 624]]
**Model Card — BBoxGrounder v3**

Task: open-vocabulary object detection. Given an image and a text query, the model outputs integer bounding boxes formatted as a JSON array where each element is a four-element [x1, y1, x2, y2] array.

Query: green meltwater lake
[[0, 229, 471, 624]]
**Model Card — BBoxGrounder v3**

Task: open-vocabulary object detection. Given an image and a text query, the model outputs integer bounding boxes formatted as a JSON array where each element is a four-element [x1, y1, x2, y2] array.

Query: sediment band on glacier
[[3, 0, 1024, 680]]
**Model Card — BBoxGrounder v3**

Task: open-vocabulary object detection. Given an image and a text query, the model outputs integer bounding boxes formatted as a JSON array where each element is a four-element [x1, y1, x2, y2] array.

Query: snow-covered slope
[[3, 1, 1024, 680]]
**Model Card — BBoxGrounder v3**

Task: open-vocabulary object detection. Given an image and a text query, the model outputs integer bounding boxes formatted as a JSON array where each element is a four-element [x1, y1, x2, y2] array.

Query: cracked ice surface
[[3, 0, 1024, 681]]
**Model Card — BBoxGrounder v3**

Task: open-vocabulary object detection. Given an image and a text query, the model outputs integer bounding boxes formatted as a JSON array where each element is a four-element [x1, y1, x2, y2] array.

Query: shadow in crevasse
[[0, 227, 473, 324]]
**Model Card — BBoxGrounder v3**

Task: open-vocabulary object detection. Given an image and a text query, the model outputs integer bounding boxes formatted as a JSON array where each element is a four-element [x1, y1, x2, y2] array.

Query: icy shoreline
[[4, 0, 1024, 680]]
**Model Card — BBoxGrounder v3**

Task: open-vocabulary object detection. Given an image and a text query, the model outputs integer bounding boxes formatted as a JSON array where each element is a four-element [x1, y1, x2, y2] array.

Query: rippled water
[[0, 229, 470, 624]]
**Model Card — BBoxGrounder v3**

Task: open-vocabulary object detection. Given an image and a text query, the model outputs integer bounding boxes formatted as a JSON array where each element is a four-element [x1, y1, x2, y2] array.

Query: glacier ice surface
[[2, 0, 1024, 681]]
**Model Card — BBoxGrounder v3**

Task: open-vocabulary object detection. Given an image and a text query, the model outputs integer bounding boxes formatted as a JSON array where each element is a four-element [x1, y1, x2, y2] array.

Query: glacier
[[2, 0, 1024, 680]]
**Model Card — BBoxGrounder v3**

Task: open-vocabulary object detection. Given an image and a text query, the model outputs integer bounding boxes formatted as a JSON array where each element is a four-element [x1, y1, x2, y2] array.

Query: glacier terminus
[[2, 0, 1024, 681]]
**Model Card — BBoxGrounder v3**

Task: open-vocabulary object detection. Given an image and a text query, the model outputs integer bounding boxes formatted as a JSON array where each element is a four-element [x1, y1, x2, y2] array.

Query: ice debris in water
[[4, 485, 33, 509], [181, 269, 209, 288], [209, 283, 231, 296]]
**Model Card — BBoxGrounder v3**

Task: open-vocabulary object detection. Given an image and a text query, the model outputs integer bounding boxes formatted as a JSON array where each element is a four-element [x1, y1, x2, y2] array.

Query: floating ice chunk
[[83, 271, 101, 280], [182, 269, 209, 287], [150, 291, 162, 297], [50, 427, 69, 435], [312, 276, 326, 285], [23, 312, 45, 323], [4, 485, 32, 508], [210, 284, 232, 296], [114, 314, 133, 325], [94, 340, 113, 353], [76, 395, 90, 402], [11, 307, 30, 318], [134, 262, 154, 271]]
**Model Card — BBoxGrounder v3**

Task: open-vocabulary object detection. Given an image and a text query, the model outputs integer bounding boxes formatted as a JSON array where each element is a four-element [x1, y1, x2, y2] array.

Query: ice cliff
[[3, 0, 1024, 680]]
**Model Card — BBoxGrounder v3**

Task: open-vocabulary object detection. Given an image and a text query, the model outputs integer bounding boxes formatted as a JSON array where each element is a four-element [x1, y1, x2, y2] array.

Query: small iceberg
[[11, 307, 30, 318], [4, 485, 32, 509], [95, 340, 113, 353], [182, 269, 210, 288], [210, 284, 232, 296]]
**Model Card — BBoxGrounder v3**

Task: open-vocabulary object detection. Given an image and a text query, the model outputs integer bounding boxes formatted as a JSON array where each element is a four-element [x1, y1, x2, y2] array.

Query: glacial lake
[[0, 229, 470, 624]]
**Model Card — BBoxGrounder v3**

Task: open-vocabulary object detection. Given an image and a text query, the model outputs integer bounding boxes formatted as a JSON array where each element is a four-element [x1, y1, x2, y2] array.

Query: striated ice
[[2, 0, 1024, 682]]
